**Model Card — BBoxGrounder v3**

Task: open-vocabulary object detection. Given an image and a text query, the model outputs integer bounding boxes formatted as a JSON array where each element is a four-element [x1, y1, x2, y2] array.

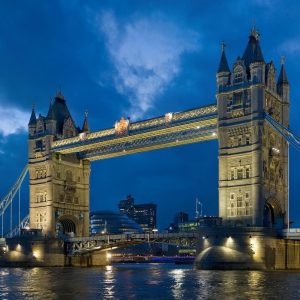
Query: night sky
[[0, 0, 299, 230]]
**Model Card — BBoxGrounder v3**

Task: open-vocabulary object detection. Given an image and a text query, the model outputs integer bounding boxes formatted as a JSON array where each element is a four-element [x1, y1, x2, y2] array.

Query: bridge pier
[[65, 252, 110, 267], [195, 227, 300, 270]]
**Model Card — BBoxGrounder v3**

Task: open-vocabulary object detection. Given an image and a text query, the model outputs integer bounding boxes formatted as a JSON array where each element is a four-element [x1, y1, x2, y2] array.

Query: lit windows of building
[[119, 195, 157, 232], [90, 211, 143, 235]]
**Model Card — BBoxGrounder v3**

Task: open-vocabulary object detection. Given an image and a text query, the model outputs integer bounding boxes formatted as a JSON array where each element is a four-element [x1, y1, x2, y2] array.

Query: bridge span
[[65, 232, 198, 255]]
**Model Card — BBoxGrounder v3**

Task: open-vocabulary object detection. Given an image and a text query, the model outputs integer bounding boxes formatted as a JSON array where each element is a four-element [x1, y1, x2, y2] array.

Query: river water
[[1, 264, 300, 299]]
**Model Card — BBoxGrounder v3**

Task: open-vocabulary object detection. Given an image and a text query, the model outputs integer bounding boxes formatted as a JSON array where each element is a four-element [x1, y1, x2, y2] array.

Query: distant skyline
[[0, 0, 299, 229]]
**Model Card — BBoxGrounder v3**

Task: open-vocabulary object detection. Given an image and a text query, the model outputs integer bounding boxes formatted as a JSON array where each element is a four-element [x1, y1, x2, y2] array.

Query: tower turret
[[82, 111, 90, 133], [242, 28, 266, 84], [46, 100, 57, 135], [216, 42, 230, 92], [28, 105, 37, 136], [277, 57, 290, 103]]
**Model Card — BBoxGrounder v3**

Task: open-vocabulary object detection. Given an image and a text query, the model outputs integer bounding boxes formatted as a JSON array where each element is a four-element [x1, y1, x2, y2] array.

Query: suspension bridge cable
[[0, 165, 28, 237]]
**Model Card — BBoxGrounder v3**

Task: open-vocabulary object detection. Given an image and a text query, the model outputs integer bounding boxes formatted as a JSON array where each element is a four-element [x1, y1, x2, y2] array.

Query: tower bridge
[[1, 29, 300, 269]]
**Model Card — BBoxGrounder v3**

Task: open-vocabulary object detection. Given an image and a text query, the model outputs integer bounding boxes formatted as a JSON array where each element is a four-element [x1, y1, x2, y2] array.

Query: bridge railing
[[66, 232, 198, 243], [66, 232, 198, 254], [51, 104, 218, 151]]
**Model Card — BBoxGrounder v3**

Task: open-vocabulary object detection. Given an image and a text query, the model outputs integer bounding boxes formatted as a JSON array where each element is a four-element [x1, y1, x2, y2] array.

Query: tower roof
[[82, 111, 90, 133], [217, 42, 230, 73], [46, 101, 55, 120], [242, 28, 264, 67], [51, 92, 74, 134], [278, 57, 289, 84], [28, 106, 37, 126]]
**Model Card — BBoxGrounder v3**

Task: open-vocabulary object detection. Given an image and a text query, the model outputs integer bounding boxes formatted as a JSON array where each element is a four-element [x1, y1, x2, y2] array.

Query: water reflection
[[0, 265, 300, 299], [169, 269, 185, 299], [103, 265, 116, 299]]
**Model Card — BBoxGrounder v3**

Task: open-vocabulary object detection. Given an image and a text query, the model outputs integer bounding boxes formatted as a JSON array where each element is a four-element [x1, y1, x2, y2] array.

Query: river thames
[[1, 264, 300, 299]]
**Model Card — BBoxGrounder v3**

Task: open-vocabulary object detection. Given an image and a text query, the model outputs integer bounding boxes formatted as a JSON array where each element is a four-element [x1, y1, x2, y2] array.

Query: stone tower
[[217, 29, 289, 228], [28, 93, 90, 237]]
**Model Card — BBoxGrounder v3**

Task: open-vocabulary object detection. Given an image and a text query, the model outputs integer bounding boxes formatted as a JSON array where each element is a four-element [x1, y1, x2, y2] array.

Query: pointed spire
[[242, 27, 264, 67], [55, 90, 65, 102], [28, 104, 37, 125], [217, 41, 230, 73], [82, 111, 90, 133], [278, 56, 289, 84], [47, 99, 56, 120]]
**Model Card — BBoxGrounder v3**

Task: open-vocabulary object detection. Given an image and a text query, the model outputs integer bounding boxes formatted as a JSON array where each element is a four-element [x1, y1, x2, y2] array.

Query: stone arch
[[263, 197, 283, 228], [56, 215, 78, 237]]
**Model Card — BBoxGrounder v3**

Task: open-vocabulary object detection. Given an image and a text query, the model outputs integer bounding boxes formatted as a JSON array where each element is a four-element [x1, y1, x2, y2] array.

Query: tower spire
[[278, 56, 289, 84], [242, 27, 264, 68], [217, 41, 230, 73], [47, 99, 55, 120], [28, 103, 37, 125], [82, 111, 90, 133]]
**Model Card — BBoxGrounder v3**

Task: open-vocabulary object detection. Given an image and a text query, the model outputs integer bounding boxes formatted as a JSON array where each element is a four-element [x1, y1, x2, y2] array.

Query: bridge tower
[[217, 29, 289, 228], [28, 93, 90, 237]]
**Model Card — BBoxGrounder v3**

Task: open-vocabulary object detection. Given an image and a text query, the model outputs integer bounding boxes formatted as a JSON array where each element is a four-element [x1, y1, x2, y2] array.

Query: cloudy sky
[[0, 0, 300, 229]]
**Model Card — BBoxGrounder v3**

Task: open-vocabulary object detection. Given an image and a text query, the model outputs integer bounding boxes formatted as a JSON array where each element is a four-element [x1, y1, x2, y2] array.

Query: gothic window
[[233, 93, 243, 106], [66, 170, 73, 182], [59, 195, 64, 203], [230, 169, 235, 180], [245, 135, 250, 145], [237, 168, 243, 180], [238, 135, 243, 146], [245, 167, 250, 179], [57, 172, 61, 179], [237, 196, 243, 207], [35, 140, 43, 151], [234, 66, 244, 84], [245, 202, 251, 215], [74, 197, 79, 205], [230, 193, 235, 200], [66, 194, 73, 203]]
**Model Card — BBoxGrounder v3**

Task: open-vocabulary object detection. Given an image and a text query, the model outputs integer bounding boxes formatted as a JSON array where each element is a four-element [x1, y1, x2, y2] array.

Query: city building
[[167, 211, 189, 233], [118, 195, 134, 216], [174, 212, 189, 224], [119, 195, 157, 232], [90, 211, 143, 235]]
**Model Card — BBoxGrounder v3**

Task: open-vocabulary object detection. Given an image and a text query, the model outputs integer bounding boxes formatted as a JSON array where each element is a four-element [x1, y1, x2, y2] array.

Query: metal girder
[[66, 232, 198, 255], [82, 123, 218, 161], [51, 104, 218, 160], [5, 214, 29, 238]]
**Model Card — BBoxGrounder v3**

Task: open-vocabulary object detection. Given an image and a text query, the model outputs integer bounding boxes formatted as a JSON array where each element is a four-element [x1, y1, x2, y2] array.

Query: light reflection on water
[[0, 265, 300, 299]]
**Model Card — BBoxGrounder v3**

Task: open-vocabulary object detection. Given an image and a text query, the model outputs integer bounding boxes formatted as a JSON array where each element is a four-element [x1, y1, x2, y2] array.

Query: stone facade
[[217, 29, 289, 228], [28, 93, 90, 237]]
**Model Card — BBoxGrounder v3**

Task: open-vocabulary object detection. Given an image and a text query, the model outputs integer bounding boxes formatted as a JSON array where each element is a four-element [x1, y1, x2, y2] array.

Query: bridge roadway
[[65, 232, 198, 255], [51, 104, 218, 160]]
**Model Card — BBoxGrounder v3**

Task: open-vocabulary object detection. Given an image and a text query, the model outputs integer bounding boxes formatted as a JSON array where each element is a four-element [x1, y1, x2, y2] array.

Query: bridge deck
[[51, 104, 218, 160]]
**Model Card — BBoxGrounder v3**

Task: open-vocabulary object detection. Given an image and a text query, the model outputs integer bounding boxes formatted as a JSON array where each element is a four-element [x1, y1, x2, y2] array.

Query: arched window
[[234, 66, 244, 84]]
